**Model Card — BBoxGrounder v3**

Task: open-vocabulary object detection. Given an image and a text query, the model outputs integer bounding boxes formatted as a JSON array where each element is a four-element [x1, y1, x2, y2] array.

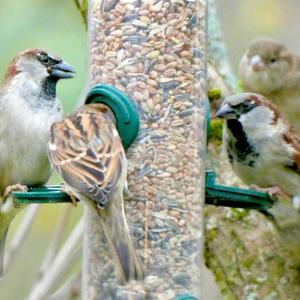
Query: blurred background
[[216, 0, 300, 75], [0, 0, 299, 299]]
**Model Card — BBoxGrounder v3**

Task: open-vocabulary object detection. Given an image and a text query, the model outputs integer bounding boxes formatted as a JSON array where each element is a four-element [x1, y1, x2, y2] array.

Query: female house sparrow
[[239, 38, 300, 134], [215, 93, 300, 208], [48, 104, 144, 284], [0, 48, 74, 276]]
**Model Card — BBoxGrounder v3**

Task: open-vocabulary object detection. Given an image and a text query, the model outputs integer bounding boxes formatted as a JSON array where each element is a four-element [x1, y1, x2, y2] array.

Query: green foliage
[[236, 80, 244, 92], [207, 88, 222, 100], [226, 208, 250, 221], [210, 118, 223, 145], [73, 0, 88, 25]]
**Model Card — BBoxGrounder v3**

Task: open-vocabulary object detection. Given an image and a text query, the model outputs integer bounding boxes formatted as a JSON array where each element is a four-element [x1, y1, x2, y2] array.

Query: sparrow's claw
[[1, 184, 28, 207], [60, 184, 78, 207], [249, 185, 287, 199]]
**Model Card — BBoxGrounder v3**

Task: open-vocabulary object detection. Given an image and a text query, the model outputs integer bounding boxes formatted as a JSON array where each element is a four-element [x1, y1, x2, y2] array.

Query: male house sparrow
[[239, 38, 300, 134], [48, 104, 144, 284], [0, 48, 74, 276], [215, 93, 300, 208]]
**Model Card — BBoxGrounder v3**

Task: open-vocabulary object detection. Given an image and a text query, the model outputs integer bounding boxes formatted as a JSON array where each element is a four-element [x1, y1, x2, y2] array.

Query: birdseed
[[83, 0, 206, 299]]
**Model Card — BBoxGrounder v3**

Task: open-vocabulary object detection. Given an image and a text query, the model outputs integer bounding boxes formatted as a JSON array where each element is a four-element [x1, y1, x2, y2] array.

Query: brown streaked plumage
[[216, 93, 300, 209], [48, 104, 144, 284]]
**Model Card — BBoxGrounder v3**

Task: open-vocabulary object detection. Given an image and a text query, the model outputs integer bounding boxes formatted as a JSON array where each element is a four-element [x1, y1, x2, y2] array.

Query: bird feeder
[[85, 0, 207, 299]]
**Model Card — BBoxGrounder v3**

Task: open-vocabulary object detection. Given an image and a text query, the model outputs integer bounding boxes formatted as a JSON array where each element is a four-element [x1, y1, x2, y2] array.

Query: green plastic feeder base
[[13, 185, 74, 204], [85, 84, 140, 150], [205, 170, 275, 210]]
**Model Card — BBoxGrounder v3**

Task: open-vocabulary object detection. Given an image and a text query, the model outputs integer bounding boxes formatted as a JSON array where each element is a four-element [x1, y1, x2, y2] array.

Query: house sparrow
[[0, 48, 74, 277], [48, 104, 144, 284], [215, 92, 300, 209], [239, 38, 300, 134]]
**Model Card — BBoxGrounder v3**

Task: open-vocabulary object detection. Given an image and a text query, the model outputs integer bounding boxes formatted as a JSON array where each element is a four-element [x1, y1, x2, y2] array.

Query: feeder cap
[[85, 84, 139, 150]]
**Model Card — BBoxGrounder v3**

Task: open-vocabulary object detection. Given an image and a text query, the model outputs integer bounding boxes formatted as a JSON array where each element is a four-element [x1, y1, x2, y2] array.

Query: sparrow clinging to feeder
[[48, 103, 144, 284], [215, 92, 300, 209], [239, 38, 300, 134], [0, 48, 75, 277]]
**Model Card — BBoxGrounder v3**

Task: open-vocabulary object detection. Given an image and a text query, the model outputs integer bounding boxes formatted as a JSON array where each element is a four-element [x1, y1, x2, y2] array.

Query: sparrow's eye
[[240, 102, 253, 111], [40, 54, 50, 64], [270, 57, 277, 63]]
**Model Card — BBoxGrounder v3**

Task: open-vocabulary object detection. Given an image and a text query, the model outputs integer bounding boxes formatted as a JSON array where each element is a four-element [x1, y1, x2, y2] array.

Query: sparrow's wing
[[48, 107, 125, 208]]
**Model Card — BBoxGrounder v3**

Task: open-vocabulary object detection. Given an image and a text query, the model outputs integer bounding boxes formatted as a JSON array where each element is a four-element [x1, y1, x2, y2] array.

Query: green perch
[[13, 171, 275, 211]]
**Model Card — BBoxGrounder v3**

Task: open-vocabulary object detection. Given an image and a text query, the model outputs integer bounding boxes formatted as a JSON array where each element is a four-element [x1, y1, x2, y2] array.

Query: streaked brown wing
[[48, 106, 125, 208], [281, 126, 300, 174]]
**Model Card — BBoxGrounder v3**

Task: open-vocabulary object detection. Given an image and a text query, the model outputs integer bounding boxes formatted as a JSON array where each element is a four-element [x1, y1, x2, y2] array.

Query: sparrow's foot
[[249, 185, 287, 199], [1, 184, 28, 207], [60, 184, 78, 207]]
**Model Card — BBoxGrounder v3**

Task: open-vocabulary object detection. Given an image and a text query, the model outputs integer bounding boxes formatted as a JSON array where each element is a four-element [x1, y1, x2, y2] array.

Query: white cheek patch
[[16, 57, 48, 79], [240, 106, 273, 125], [239, 106, 276, 141]]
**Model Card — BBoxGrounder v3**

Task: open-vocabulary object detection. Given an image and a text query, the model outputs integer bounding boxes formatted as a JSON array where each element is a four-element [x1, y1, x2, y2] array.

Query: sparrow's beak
[[250, 55, 264, 72], [215, 103, 235, 119], [50, 61, 75, 79]]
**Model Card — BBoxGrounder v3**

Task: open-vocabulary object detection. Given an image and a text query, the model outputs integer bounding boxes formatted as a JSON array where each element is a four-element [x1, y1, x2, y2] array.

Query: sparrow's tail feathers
[[0, 227, 8, 278], [99, 195, 144, 284]]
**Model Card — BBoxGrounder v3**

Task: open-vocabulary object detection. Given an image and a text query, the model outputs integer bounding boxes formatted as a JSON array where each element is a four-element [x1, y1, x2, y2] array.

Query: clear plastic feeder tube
[[83, 0, 207, 299]]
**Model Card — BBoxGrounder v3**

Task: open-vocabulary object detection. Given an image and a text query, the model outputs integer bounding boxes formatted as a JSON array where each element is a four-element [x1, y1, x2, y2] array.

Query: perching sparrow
[[239, 38, 300, 134], [48, 104, 144, 284], [215, 92, 300, 209], [0, 48, 74, 277]]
